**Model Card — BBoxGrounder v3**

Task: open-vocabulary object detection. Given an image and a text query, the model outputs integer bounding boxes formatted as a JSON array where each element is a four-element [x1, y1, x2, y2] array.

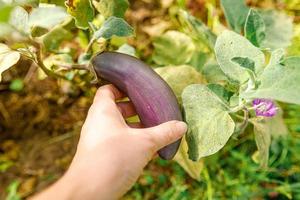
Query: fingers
[[117, 101, 136, 118], [143, 121, 187, 151], [93, 84, 125, 104]]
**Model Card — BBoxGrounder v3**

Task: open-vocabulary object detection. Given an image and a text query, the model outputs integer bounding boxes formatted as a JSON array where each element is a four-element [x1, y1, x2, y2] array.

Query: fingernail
[[175, 121, 188, 134]]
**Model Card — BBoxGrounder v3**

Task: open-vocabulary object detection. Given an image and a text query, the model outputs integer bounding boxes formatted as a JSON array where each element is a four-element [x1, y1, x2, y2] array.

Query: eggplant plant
[[1, 0, 300, 180]]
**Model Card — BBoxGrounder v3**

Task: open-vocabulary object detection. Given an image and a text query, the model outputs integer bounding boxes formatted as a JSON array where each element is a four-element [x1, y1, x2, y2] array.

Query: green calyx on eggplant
[[91, 52, 183, 160]]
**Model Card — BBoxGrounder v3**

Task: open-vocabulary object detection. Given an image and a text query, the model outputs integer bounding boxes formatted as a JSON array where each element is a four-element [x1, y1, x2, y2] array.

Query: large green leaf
[[244, 9, 266, 47], [182, 84, 235, 161], [178, 10, 216, 51], [215, 30, 265, 83], [66, 0, 94, 29], [29, 6, 69, 30], [241, 56, 300, 105], [174, 136, 203, 181], [202, 62, 228, 83], [152, 31, 195, 66], [221, 0, 249, 33], [260, 10, 293, 50], [93, 0, 129, 18], [155, 65, 205, 103], [93, 16, 134, 40], [207, 83, 234, 103], [0, 43, 21, 81], [250, 118, 271, 169]]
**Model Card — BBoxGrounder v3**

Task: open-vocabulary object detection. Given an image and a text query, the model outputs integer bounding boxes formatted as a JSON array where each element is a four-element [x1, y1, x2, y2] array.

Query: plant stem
[[29, 39, 67, 80], [85, 39, 95, 54]]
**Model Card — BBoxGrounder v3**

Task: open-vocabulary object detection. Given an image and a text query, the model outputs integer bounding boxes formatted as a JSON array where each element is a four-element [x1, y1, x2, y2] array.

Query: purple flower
[[252, 98, 277, 117]]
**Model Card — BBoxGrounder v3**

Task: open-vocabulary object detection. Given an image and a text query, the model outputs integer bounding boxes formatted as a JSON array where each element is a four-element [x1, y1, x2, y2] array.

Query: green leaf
[[215, 30, 265, 83], [187, 51, 208, 72], [0, 4, 13, 22], [66, 0, 94, 29], [231, 57, 255, 73], [260, 10, 293, 50], [155, 65, 205, 103], [207, 83, 234, 102], [202, 62, 228, 83], [174, 136, 204, 181], [250, 118, 271, 168], [43, 26, 72, 51], [287, 24, 300, 56], [93, 0, 129, 18], [182, 84, 235, 161], [93, 16, 134, 40], [268, 48, 284, 66], [6, 180, 21, 200], [0, 43, 20, 81], [178, 10, 217, 51], [9, 6, 29, 34], [221, 0, 249, 33], [29, 6, 69, 30], [116, 44, 136, 57], [152, 31, 195, 66], [242, 56, 300, 105], [244, 9, 266, 47]]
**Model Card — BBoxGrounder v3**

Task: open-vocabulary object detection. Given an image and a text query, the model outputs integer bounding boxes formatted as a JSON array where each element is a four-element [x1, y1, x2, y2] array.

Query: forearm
[[31, 154, 122, 200]]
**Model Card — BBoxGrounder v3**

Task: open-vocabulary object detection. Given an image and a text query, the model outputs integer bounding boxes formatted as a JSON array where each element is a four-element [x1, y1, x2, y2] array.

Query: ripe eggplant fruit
[[91, 52, 183, 160]]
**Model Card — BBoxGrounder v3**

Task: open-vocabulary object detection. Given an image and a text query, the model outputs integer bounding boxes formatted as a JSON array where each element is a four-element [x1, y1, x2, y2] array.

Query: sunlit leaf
[[182, 84, 235, 161], [66, 0, 94, 29], [178, 10, 216, 51], [93, 0, 129, 18], [9, 6, 29, 34], [152, 30, 195, 66], [202, 62, 228, 83], [242, 56, 300, 105], [0, 43, 20, 81], [260, 10, 293, 50], [215, 30, 265, 83], [155, 65, 205, 103], [29, 6, 69, 30], [244, 9, 266, 47], [250, 118, 271, 168], [116, 44, 136, 57], [221, 0, 249, 33], [93, 16, 134, 40], [174, 136, 204, 181]]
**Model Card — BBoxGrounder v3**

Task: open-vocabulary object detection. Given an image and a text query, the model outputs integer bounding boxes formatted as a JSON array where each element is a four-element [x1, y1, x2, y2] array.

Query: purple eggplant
[[91, 52, 183, 160]]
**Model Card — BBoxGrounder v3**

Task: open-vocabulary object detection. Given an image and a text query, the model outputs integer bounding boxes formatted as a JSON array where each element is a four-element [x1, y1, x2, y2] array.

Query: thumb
[[144, 121, 187, 150]]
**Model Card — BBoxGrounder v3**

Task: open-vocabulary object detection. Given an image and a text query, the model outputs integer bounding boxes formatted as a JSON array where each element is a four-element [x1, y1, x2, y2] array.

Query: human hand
[[32, 84, 187, 200]]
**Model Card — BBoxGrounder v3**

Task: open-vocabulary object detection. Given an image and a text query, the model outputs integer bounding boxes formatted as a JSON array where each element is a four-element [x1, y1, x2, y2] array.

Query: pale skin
[[31, 84, 187, 200]]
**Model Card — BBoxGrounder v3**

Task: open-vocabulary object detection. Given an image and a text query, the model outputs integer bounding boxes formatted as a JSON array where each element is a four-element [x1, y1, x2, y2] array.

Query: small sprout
[[252, 98, 277, 117]]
